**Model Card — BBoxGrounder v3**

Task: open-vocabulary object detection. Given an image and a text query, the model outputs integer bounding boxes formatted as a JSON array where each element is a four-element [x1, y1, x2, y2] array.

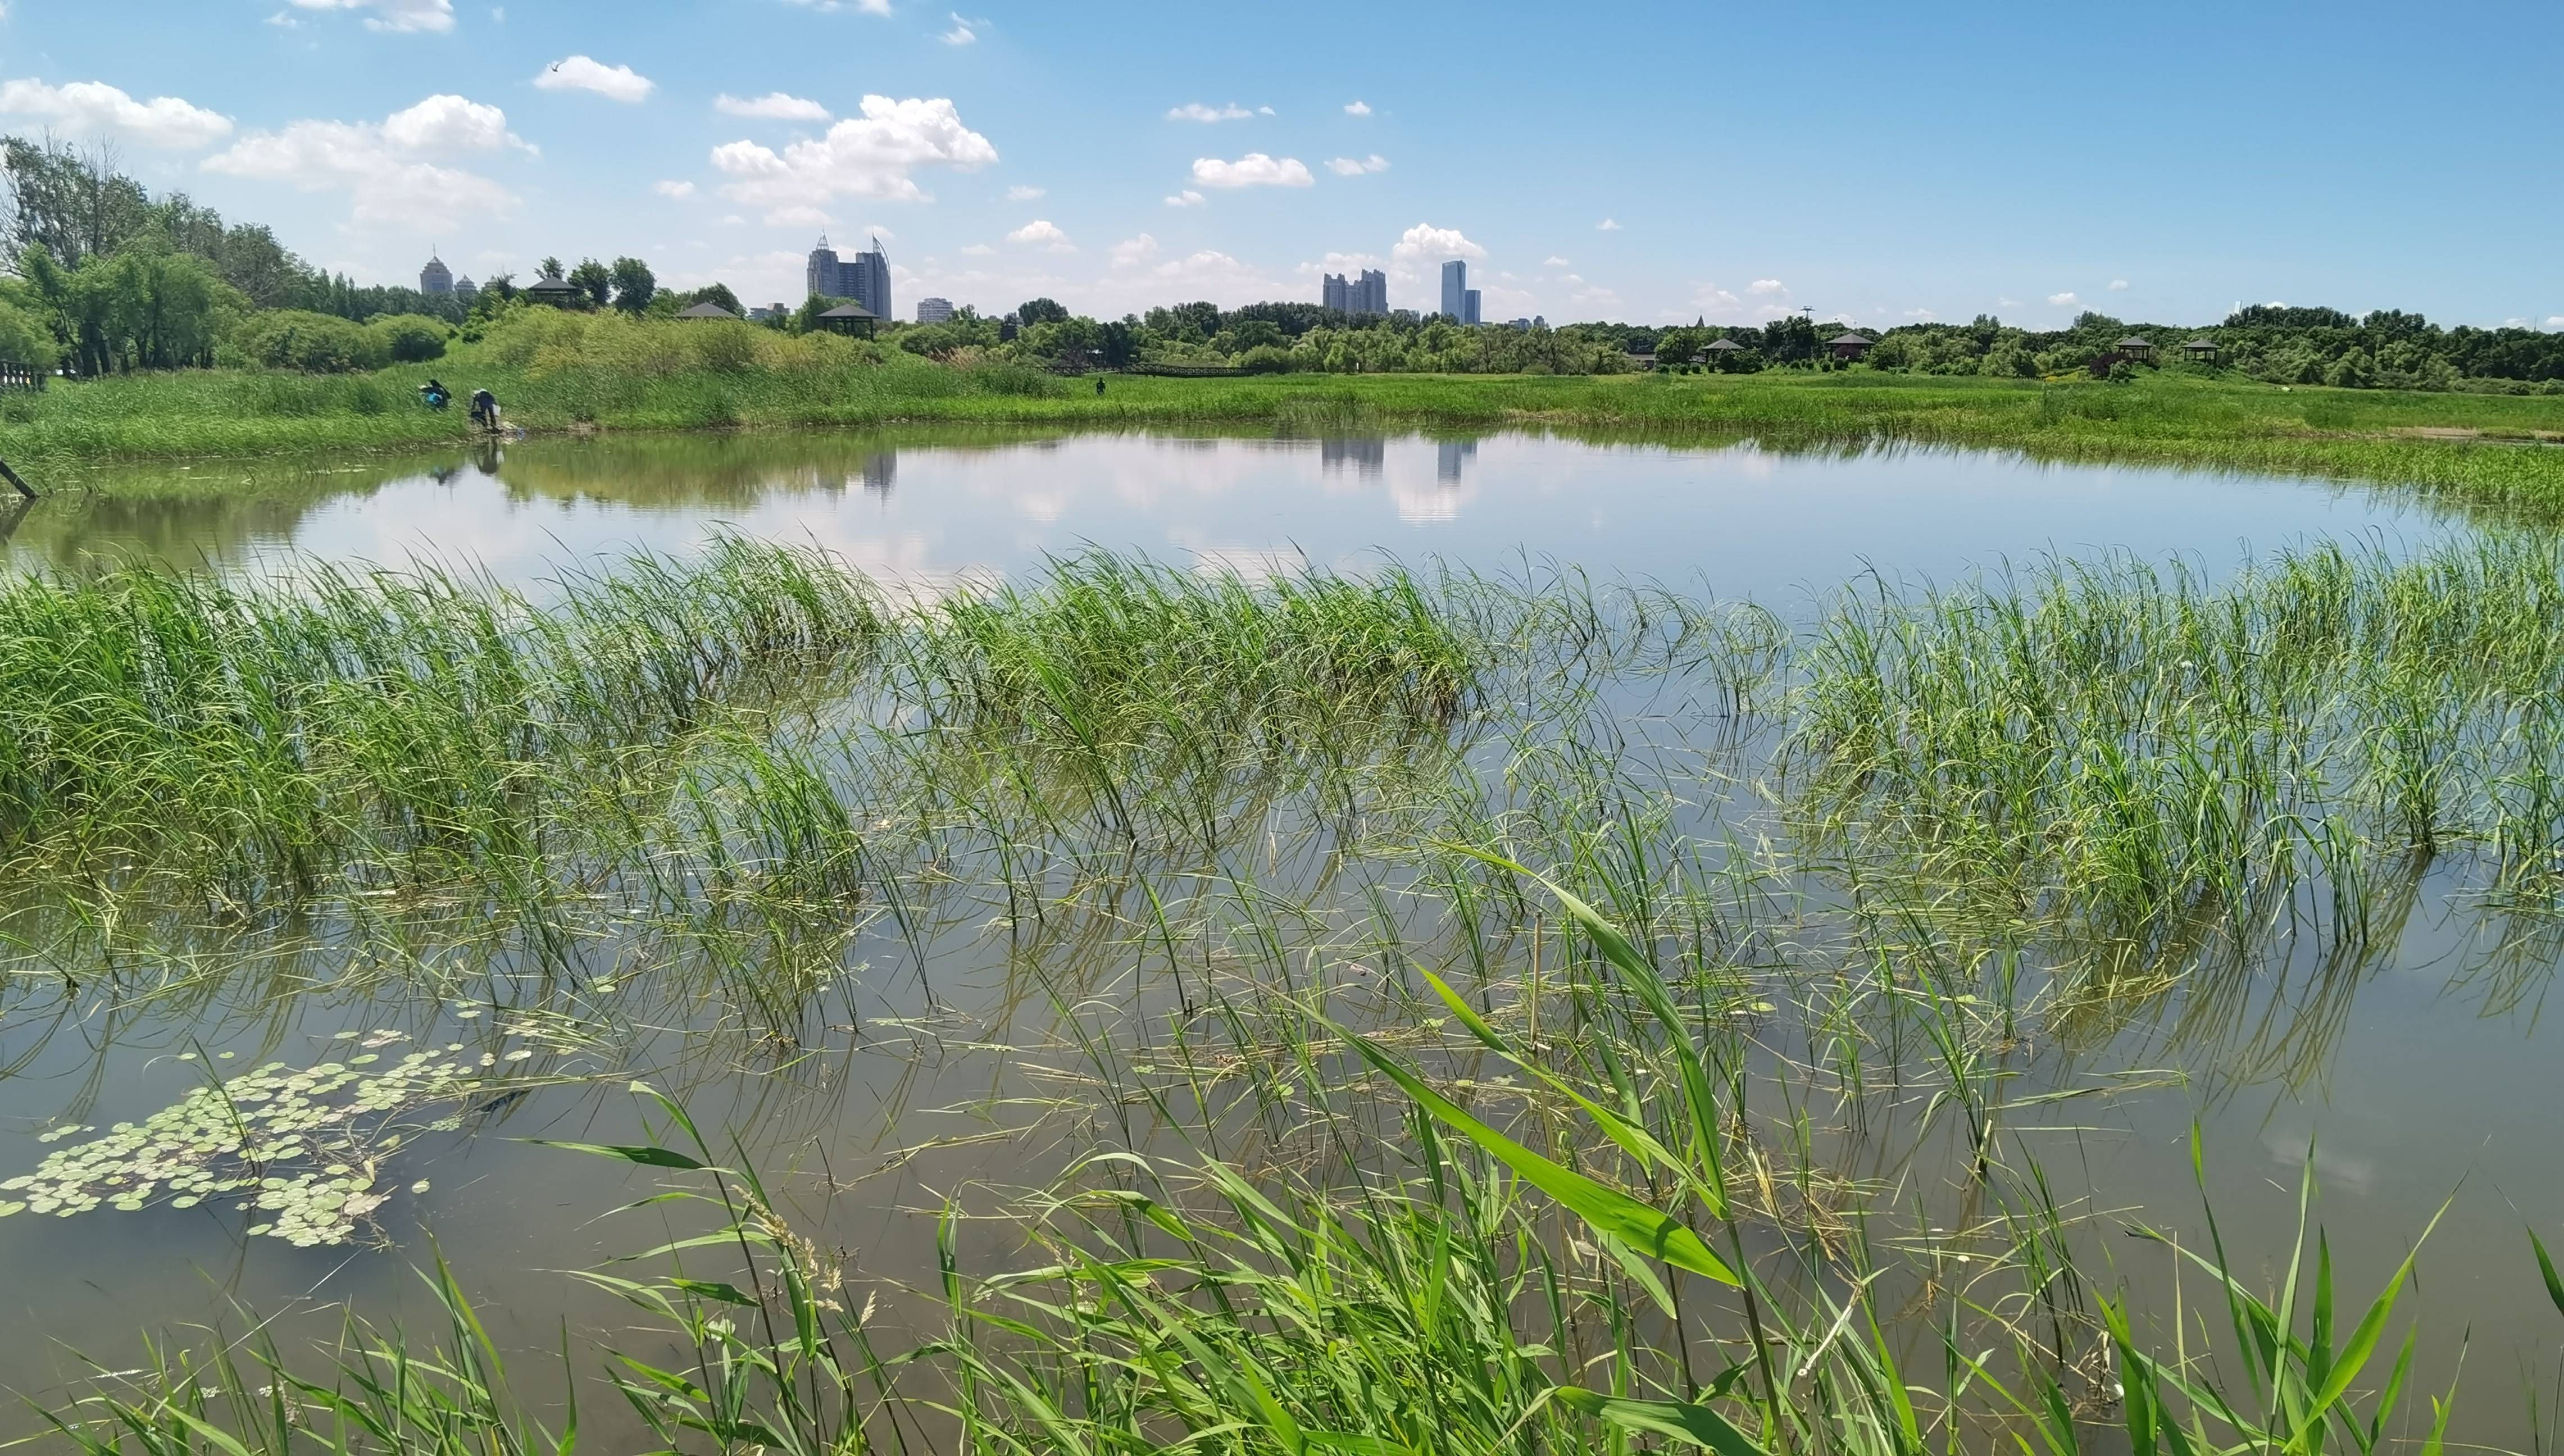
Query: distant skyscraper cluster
[[419, 253, 478, 302], [1322, 269, 1388, 316], [916, 296, 954, 324], [1439, 260, 1481, 325], [806, 235, 892, 320]]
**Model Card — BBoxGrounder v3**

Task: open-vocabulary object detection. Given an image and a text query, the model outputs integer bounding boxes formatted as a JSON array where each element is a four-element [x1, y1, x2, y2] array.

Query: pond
[[7, 425, 2442, 599], [0, 427, 2549, 1450]]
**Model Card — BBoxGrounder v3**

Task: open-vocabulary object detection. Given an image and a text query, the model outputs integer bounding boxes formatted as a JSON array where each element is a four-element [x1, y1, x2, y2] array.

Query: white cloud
[[2107, 278, 2130, 291], [1392, 222, 1485, 262], [1677, 279, 1798, 324], [720, 213, 746, 226], [780, 0, 892, 13], [1110, 232, 1158, 268], [1167, 102, 1254, 122], [1595, 217, 1621, 231], [2048, 291, 2079, 306], [1005, 184, 1044, 201], [1903, 307, 1935, 319], [2548, 316, 2564, 328], [764, 203, 832, 229], [534, 56, 654, 103], [1190, 153, 1312, 188], [285, 0, 454, 33], [1325, 153, 1389, 176], [939, 11, 981, 43], [711, 94, 996, 207], [0, 79, 233, 149], [380, 93, 525, 152], [1163, 189, 1205, 208], [1343, 99, 1371, 116], [1007, 218, 1072, 251], [2503, 316, 2533, 329], [653, 179, 695, 198], [1543, 255, 1570, 267], [960, 242, 994, 256], [716, 92, 831, 121], [1995, 296, 2021, 308], [203, 94, 522, 230]]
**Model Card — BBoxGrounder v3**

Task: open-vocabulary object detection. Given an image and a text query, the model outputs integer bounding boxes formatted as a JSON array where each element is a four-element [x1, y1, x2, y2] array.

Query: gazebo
[[2116, 336, 2156, 362], [524, 272, 585, 310], [676, 301, 742, 321], [816, 303, 880, 337], [2183, 337, 2220, 361], [1704, 337, 1744, 355], [1827, 331, 1875, 361]]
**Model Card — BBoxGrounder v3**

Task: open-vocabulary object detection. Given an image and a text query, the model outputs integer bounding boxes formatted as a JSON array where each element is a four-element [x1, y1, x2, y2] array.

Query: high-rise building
[[1440, 260, 1467, 321], [916, 297, 954, 324], [1462, 289, 1481, 326], [1322, 269, 1388, 316], [454, 276, 479, 305], [420, 254, 453, 295], [806, 234, 893, 320]]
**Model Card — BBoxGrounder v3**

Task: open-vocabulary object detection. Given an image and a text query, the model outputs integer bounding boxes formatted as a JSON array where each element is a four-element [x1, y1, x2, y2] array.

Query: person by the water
[[469, 388, 500, 431], [419, 378, 449, 410], [1094, 376, 1105, 396]]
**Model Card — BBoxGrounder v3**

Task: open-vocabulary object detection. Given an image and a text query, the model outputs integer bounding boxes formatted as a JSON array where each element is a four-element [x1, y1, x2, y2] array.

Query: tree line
[[7, 132, 2563, 392]]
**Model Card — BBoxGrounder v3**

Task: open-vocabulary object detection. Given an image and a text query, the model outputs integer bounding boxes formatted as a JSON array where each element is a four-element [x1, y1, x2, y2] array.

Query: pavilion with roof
[[816, 302, 880, 337]]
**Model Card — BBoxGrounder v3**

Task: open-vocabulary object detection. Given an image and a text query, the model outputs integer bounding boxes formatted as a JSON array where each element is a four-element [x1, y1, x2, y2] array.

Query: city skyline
[[806, 234, 892, 320], [10, 2, 2563, 329]]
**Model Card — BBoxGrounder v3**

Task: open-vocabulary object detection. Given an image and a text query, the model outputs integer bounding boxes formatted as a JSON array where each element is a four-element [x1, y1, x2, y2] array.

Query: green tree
[[1016, 297, 1070, 326], [539, 256, 565, 279], [0, 295, 60, 371], [569, 258, 612, 309], [608, 256, 656, 315], [683, 282, 743, 314]]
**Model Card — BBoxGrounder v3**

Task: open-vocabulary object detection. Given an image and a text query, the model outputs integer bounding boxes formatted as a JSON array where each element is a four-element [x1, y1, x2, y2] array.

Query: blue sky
[[5, 0, 2561, 328]]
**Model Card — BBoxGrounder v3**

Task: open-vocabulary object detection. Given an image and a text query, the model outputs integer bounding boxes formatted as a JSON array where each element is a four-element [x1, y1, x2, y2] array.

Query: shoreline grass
[[16, 344, 2564, 513]]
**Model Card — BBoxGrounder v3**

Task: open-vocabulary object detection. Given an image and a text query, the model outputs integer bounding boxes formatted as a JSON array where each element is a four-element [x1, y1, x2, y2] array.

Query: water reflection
[[16, 426, 2433, 608]]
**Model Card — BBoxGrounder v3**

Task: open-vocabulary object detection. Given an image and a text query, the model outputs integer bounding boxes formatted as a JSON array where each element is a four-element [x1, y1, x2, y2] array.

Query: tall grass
[[32, 877, 2495, 1455], [13, 534, 2564, 1449]]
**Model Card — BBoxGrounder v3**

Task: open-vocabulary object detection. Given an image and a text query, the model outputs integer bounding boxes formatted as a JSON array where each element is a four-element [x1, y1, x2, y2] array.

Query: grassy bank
[[13, 308, 2564, 511]]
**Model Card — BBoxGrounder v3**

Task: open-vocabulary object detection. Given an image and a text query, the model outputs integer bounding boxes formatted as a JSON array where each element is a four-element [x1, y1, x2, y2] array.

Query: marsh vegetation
[[4, 521, 2562, 1453]]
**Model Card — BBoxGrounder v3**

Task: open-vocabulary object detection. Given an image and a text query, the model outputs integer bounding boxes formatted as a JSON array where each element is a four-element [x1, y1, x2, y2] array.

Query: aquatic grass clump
[[1789, 533, 2564, 962]]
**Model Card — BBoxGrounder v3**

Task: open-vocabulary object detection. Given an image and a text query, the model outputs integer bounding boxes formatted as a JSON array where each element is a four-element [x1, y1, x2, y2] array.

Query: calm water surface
[[0, 429, 2545, 1445], [8, 426, 2445, 599]]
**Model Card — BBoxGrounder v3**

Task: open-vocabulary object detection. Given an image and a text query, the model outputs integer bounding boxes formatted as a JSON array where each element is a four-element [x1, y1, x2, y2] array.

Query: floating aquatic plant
[[0, 1042, 487, 1246]]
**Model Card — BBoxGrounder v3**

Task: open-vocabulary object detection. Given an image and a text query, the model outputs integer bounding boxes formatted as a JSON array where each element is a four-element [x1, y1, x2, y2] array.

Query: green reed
[[15, 531, 2564, 1450]]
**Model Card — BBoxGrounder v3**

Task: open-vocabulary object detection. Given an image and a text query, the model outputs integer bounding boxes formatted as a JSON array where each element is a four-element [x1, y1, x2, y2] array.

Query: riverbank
[[14, 344, 2564, 512]]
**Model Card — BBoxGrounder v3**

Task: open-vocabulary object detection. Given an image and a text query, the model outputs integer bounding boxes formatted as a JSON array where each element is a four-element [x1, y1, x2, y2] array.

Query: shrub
[[368, 313, 449, 363], [1238, 344, 1294, 374], [229, 311, 387, 373]]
